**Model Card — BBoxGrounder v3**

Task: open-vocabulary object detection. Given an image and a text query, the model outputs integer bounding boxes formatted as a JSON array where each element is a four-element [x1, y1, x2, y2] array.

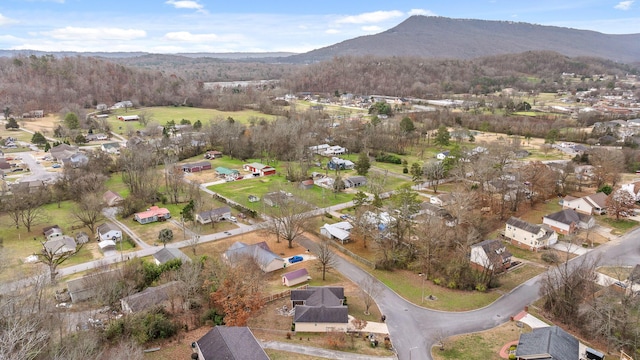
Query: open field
[[111, 106, 277, 127]]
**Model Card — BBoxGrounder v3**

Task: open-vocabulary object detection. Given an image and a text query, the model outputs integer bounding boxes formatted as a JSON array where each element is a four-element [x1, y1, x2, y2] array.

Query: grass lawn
[[111, 106, 277, 128], [597, 266, 632, 280], [498, 264, 545, 291], [599, 217, 639, 235], [432, 321, 531, 360], [103, 173, 131, 198]]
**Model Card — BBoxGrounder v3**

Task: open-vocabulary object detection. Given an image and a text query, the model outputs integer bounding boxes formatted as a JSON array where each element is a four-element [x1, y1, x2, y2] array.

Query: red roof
[[135, 206, 170, 219]]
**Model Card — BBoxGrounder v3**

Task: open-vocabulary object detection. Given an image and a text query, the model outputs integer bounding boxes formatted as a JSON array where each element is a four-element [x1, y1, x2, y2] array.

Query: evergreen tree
[[355, 152, 371, 176], [435, 125, 451, 146]]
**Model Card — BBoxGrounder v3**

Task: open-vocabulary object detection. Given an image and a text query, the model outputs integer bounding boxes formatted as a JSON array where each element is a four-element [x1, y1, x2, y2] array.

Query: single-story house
[[62, 152, 89, 168], [43, 236, 77, 255], [103, 190, 123, 207], [515, 326, 579, 360], [153, 247, 191, 265], [96, 222, 122, 242], [182, 161, 212, 173], [223, 241, 284, 273], [430, 193, 454, 207], [66, 268, 122, 303], [542, 209, 595, 235], [196, 206, 232, 224], [204, 150, 223, 159], [120, 281, 181, 313], [100, 142, 121, 154], [309, 144, 330, 154], [320, 221, 353, 244], [194, 326, 269, 360], [561, 192, 607, 215], [134, 206, 171, 224], [436, 151, 450, 160], [85, 133, 108, 142], [243, 162, 276, 176], [282, 268, 310, 287], [117, 115, 139, 121], [50, 144, 78, 162], [344, 176, 367, 188], [470, 239, 512, 272], [215, 166, 240, 179], [43, 225, 63, 240], [327, 157, 354, 171], [291, 287, 348, 332], [323, 145, 346, 156], [505, 217, 558, 251]]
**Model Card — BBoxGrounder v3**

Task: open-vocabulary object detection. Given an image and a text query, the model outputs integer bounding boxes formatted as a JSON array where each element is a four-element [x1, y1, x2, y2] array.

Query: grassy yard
[[597, 266, 632, 280], [432, 321, 531, 360], [599, 217, 639, 235], [110, 106, 277, 128]]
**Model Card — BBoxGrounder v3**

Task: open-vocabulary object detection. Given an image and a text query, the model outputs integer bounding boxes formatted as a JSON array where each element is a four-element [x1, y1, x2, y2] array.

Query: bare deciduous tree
[[358, 276, 382, 316], [36, 240, 85, 284], [71, 192, 104, 234], [313, 237, 337, 281]]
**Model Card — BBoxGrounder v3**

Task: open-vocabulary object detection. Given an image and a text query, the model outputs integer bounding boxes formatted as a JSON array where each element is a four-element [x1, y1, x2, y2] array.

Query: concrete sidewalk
[[261, 341, 396, 360]]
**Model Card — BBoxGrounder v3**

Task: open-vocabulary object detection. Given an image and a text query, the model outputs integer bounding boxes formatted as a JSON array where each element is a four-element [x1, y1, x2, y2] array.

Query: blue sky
[[0, 0, 638, 53]]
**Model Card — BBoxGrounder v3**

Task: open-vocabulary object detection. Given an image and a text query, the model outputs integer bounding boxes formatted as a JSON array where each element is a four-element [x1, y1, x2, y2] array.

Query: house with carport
[[320, 221, 353, 244], [505, 217, 558, 251]]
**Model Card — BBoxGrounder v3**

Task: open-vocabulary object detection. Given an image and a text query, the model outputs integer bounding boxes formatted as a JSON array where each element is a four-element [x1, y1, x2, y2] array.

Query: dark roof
[[545, 209, 593, 225], [516, 326, 579, 360], [97, 222, 120, 235], [121, 281, 181, 313], [43, 224, 61, 236], [506, 217, 542, 234], [474, 239, 511, 264], [224, 241, 283, 271], [294, 305, 349, 323], [153, 248, 191, 264], [291, 286, 348, 323], [197, 206, 231, 219], [196, 326, 269, 360], [291, 286, 344, 305]]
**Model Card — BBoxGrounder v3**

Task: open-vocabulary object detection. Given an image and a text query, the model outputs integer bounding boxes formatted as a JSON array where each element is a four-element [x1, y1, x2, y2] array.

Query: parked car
[[288, 255, 303, 264], [229, 216, 237, 222], [52, 163, 61, 168]]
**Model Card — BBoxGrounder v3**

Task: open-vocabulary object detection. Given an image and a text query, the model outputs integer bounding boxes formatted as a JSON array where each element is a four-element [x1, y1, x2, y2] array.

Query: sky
[[0, 0, 638, 54]]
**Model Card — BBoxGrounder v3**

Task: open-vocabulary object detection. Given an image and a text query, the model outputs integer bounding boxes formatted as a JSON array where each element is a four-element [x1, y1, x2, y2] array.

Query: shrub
[[475, 283, 487, 292], [433, 278, 442, 286], [201, 308, 225, 326], [447, 281, 457, 289], [324, 212, 333, 219], [541, 251, 560, 264], [375, 153, 402, 164]]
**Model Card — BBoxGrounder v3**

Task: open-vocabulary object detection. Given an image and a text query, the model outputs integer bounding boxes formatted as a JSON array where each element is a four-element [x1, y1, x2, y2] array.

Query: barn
[[182, 161, 212, 173]]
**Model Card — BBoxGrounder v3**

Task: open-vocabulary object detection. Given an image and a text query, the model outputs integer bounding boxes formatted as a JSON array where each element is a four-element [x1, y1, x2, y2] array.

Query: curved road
[[301, 226, 640, 360]]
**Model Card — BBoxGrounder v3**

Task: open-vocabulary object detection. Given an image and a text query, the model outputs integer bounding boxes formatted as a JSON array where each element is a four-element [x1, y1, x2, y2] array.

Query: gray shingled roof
[[120, 281, 181, 313], [291, 287, 348, 323], [153, 248, 191, 265], [224, 241, 283, 272], [516, 326, 579, 360], [473, 239, 512, 264], [506, 217, 542, 235], [196, 326, 269, 360], [544, 209, 592, 226]]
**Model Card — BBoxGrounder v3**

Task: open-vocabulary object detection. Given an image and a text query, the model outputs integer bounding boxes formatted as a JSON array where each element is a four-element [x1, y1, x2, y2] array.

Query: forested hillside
[[283, 51, 638, 97]]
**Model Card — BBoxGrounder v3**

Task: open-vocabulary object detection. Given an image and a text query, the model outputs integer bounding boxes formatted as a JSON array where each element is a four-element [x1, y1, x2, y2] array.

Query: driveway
[[14, 151, 60, 184], [551, 241, 590, 255]]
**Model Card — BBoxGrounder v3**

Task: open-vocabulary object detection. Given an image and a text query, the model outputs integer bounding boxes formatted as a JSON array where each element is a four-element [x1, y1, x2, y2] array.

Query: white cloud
[[614, 1, 634, 10], [362, 26, 382, 32], [165, 0, 203, 10], [408, 9, 437, 16], [325, 29, 340, 34], [43, 27, 146, 41], [163, 31, 218, 42], [0, 13, 18, 26], [336, 10, 404, 24]]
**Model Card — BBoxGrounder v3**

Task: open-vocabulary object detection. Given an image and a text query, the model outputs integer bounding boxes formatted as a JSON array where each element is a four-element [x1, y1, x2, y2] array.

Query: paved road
[[300, 226, 640, 360]]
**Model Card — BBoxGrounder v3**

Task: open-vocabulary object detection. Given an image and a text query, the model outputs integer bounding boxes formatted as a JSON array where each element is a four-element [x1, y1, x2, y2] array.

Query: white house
[[436, 151, 450, 160], [96, 222, 122, 242], [309, 144, 330, 154], [196, 206, 232, 225], [470, 239, 512, 272], [323, 145, 346, 156], [561, 192, 608, 215], [542, 209, 595, 235], [621, 181, 640, 201], [505, 217, 558, 251]]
